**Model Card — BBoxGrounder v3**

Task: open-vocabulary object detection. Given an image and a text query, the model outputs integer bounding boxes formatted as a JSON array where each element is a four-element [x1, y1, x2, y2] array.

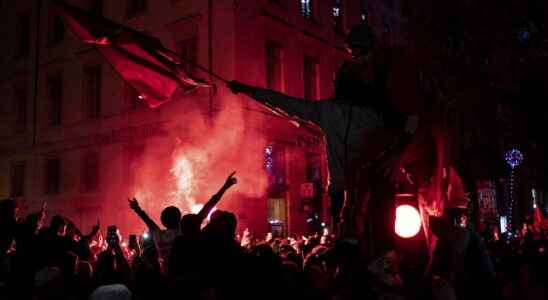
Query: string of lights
[[504, 149, 524, 240]]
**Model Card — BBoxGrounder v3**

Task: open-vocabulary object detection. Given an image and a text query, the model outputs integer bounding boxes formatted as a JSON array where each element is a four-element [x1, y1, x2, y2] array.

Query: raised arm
[[81, 219, 101, 242], [227, 81, 325, 125], [196, 171, 237, 223], [128, 198, 160, 231]]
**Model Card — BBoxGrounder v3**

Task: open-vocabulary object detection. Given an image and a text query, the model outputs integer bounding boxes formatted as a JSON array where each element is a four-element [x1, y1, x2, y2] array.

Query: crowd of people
[[478, 217, 548, 299], [0, 171, 546, 300]]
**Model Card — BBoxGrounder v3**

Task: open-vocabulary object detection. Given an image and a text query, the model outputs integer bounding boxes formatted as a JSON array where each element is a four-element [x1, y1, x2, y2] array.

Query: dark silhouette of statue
[[228, 23, 420, 259]]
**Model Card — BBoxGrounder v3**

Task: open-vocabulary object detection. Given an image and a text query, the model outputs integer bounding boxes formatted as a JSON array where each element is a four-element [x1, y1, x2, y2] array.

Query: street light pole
[[32, 0, 41, 147]]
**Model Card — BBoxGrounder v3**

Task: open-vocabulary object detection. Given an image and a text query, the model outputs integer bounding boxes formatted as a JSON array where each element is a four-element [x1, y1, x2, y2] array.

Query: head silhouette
[[161, 206, 181, 230], [50, 215, 67, 236], [0, 199, 18, 223], [203, 210, 237, 240], [180, 213, 201, 238], [346, 23, 377, 59]]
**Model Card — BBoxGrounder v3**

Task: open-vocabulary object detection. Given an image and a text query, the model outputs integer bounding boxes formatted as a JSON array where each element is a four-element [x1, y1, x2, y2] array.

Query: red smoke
[[124, 94, 269, 234]]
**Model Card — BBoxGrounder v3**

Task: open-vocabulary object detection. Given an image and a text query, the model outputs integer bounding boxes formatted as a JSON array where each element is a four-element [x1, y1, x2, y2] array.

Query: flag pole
[[208, 0, 214, 114], [162, 47, 228, 84]]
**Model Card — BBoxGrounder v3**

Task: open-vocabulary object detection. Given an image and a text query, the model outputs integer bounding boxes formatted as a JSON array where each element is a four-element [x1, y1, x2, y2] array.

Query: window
[[304, 153, 322, 213], [176, 37, 197, 75], [16, 10, 31, 57], [82, 152, 99, 191], [45, 158, 60, 194], [383, 22, 394, 46], [267, 197, 287, 236], [333, 0, 344, 33], [48, 76, 63, 126], [10, 162, 25, 198], [14, 86, 27, 133], [266, 144, 287, 195], [266, 40, 283, 91], [360, 9, 368, 24], [48, 12, 64, 44], [303, 56, 318, 100], [127, 0, 147, 15], [300, 0, 313, 19], [360, 0, 370, 23], [83, 66, 102, 118], [89, 0, 104, 16]]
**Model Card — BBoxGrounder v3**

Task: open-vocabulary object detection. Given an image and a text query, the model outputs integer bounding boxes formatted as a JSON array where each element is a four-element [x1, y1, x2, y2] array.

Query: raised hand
[[92, 219, 101, 234], [223, 171, 237, 189], [128, 198, 160, 230], [128, 197, 141, 211], [38, 201, 48, 220]]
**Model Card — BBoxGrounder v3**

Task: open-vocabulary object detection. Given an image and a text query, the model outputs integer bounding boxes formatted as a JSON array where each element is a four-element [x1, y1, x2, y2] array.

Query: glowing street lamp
[[394, 193, 422, 238], [395, 204, 422, 238]]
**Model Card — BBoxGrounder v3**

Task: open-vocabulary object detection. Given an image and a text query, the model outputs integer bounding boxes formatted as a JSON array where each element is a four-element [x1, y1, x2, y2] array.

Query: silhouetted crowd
[[1, 193, 547, 300]]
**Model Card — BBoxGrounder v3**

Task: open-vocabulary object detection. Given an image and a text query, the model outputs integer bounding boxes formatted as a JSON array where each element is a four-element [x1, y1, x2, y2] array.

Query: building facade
[[0, 0, 362, 237]]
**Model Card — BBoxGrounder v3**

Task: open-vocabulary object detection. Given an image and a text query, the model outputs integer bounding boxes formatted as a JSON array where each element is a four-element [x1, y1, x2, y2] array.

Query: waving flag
[[54, 1, 210, 108], [533, 205, 545, 232]]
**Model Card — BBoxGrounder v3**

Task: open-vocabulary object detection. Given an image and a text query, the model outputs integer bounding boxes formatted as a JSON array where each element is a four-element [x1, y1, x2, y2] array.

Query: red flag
[[533, 205, 543, 232], [55, 1, 210, 108]]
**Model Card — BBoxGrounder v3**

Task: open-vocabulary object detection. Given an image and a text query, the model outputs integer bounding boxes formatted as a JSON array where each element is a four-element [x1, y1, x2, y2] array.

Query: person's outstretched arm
[[196, 171, 237, 223], [128, 198, 160, 231], [227, 81, 326, 124], [63, 216, 93, 240], [81, 219, 101, 242]]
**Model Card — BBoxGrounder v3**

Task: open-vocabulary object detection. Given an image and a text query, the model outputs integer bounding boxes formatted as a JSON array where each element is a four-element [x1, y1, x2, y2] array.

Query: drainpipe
[[32, 0, 41, 147], [30, 0, 42, 208], [208, 0, 214, 115]]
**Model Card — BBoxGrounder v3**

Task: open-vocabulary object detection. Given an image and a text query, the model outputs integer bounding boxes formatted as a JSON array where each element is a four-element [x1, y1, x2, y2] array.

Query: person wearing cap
[[227, 23, 421, 257]]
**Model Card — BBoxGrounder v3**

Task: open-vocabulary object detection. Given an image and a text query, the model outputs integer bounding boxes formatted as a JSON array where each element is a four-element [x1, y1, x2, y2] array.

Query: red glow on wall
[[119, 101, 270, 235]]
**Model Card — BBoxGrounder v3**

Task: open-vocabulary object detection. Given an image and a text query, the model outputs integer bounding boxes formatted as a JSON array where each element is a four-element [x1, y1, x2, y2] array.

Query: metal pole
[[29, 0, 42, 210], [163, 47, 227, 83], [32, 0, 41, 147], [208, 0, 214, 114]]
